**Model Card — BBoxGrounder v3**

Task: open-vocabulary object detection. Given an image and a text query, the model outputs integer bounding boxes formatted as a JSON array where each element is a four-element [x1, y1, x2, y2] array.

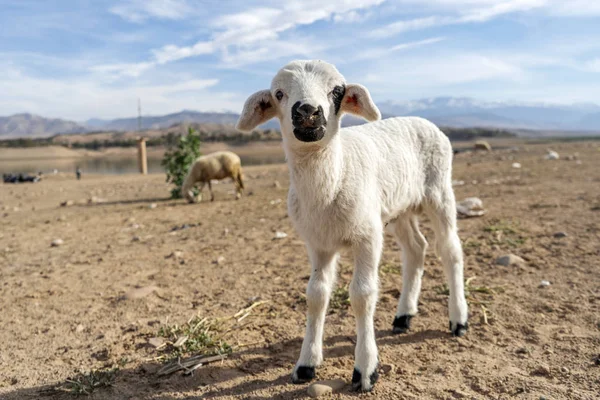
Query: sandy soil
[[1, 141, 599, 399]]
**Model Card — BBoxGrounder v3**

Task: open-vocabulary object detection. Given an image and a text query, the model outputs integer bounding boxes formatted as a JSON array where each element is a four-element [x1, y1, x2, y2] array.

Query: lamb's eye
[[330, 85, 345, 98], [275, 90, 284, 101]]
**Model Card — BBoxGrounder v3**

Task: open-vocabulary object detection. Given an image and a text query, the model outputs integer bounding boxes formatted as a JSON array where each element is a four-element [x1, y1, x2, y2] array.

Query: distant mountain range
[[0, 113, 85, 138], [2, 97, 600, 138]]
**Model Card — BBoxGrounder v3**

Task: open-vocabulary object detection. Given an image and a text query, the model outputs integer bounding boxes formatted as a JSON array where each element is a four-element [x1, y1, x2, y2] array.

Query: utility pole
[[137, 98, 142, 131], [136, 98, 147, 174]]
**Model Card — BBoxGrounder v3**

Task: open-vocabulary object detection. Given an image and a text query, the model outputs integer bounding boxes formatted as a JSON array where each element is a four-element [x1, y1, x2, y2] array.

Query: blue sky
[[1, 0, 599, 121]]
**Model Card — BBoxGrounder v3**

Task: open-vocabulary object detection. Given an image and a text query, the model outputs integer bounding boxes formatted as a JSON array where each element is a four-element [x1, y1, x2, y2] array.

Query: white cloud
[[0, 65, 235, 120], [370, 0, 547, 37], [104, 0, 385, 77], [110, 0, 194, 23], [360, 53, 525, 88], [354, 37, 446, 61]]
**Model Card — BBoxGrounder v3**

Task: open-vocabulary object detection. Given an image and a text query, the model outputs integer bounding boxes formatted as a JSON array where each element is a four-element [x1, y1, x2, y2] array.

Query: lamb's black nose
[[297, 104, 319, 119], [292, 102, 324, 129]]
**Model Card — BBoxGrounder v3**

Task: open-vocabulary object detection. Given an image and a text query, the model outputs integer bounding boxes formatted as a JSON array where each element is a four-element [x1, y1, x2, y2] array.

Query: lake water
[[0, 154, 286, 175]]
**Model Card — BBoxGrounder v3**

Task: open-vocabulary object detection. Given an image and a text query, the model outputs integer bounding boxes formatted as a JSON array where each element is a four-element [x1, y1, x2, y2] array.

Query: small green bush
[[162, 127, 202, 199]]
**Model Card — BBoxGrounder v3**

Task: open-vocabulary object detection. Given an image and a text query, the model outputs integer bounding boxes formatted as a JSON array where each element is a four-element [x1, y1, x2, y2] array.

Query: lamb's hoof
[[351, 367, 378, 392], [392, 315, 413, 334], [292, 366, 315, 384], [450, 321, 469, 337]]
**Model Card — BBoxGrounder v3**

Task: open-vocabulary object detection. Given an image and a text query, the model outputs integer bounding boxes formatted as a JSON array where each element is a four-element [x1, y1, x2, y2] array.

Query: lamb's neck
[[284, 134, 344, 205]]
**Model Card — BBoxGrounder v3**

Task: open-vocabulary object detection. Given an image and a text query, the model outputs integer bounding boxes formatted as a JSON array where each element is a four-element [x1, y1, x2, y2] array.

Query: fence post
[[137, 138, 148, 175]]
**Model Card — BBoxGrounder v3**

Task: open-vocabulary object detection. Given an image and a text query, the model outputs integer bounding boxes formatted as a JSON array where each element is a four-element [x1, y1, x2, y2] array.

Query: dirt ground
[[1, 140, 599, 399]]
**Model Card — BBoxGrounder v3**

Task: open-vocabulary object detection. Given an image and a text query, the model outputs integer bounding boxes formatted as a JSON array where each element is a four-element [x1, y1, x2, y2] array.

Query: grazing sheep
[[181, 151, 244, 203], [236, 60, 468, 392]]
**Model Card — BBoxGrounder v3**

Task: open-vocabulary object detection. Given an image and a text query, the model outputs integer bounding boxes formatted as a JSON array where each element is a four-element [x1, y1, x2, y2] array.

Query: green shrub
[[162, 127, 202, 199]]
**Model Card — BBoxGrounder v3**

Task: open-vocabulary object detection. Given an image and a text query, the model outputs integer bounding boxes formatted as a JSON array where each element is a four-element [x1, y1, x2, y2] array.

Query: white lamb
[[236, 60, 468, 392]]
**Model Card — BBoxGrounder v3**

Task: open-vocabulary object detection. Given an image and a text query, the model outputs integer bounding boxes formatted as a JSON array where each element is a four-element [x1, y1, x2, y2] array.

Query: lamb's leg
[[427, 192, 469, 336], [196, 182, 205, 202], [391, 215, 428, 334], [292, 248, 338, 383], [207, 181, 214, 201], [350, 233, 382, 392]]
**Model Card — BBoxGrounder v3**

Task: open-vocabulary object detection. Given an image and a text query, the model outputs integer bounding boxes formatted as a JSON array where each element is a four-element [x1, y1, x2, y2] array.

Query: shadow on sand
[[2, 329, 448, 399]]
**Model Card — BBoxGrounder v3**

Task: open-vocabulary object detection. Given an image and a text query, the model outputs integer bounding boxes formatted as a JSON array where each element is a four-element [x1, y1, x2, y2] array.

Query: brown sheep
[[181, 151, 244, 203]]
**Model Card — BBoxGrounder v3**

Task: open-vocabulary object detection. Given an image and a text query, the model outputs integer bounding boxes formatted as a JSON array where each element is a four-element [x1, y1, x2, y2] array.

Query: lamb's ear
[[236, 90, 278, 133], [340, 84, 381, 122]]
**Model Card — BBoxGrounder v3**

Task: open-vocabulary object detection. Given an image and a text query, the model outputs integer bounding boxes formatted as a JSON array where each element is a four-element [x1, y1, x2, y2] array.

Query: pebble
[[75, 324, 85, 333], [148, 337, 165, 348], [51, 239, 64, 247], [168, 251, 184, 259], [560, 366, 569, 373], [540, 280, 551, 287], [148, 203, 157, 209], [274, 231, 288, 239], [512, 162, 522, 169], [380, 363, 396, 375], [530, 364, 552, 377], [456, 197, 485, 218], [553, 231, 567, 238], [495, 254, 525, 266], [545, 150, 559, 160], [273, 180, 282, 189], [132, 236, 141, 242], [60, 200, 74, 207], [307, 379, 346, 398], [215, 256, 226, 265]]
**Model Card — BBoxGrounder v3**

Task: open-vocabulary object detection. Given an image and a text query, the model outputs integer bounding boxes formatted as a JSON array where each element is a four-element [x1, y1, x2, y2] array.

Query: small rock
[[544, 150, 559, 160], [148, 203, 157, 209], [530, 364, 552, 377], [512, 162, 522, 169], [214, 256, 226, 265], [148, 337, 165, 348], [75, 324, 85, 333], [273, 180, 282, 189], [452, 180, 465, 186], [132, 236, 141, 242], [51, 239, 64, 247], [274, 231, 288, 239], [223, 228, 229, 236], [495, 254, 525, 266], [167, 251, 184, 259], [457, 197, 485, 218], [123, 286, 159, 300], [560, 366, 569, 374], [380, 363, 396, 375], [307, 379, 346, 398], [270, 198, 283, 205], [539, 280, 551, 287], [60, 200, 74, 207], [553, 231, 567, 238], [516, 347, 530, 355]]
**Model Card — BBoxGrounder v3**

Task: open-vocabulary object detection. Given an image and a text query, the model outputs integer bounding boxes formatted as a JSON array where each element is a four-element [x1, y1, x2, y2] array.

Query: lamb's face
[[270, 60, 346, 143], [236, 60, 381, 146]]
